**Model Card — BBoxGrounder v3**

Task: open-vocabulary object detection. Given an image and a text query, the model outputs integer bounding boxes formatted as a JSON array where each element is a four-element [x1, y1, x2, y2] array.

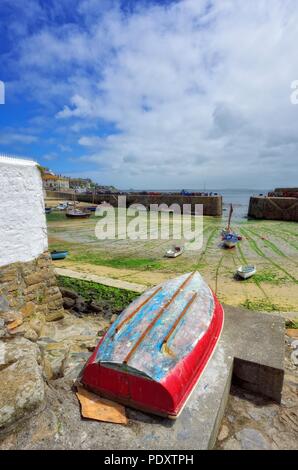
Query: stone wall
[[0, 156, 48, 266], [0, 251, 64, 322], [248, 196, 298, 221], [46, 190, 223, 216]]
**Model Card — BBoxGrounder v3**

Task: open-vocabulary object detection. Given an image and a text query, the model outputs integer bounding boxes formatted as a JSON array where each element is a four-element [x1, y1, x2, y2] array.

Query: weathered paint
[[82, 271, 224, 417], [0, 155, 48, 267], [96, 272, 215, 381]]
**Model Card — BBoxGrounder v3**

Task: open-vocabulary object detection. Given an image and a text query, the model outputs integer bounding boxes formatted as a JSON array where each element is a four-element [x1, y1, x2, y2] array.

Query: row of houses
[[41, 168, 117, 193], [41, 168, 93, 192]]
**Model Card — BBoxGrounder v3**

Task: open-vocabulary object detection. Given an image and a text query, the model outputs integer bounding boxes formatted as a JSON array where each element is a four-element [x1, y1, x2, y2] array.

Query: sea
[[125, 188, 269, 219]]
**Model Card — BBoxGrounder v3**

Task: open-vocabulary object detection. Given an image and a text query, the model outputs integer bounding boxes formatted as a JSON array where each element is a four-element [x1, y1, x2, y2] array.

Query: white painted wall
[[0, 156, 48, 267]]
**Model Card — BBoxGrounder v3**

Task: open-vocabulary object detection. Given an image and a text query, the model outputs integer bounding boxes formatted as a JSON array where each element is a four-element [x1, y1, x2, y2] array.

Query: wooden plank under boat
[[82, 271, 224, 418]]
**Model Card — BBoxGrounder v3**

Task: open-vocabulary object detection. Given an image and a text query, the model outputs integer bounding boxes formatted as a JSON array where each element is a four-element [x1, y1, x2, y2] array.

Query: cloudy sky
[[0, 0, 297, 189]]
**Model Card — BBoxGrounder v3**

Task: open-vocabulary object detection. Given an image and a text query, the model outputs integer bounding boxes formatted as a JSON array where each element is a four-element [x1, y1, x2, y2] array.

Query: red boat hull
[[82, 291, 224, 418]]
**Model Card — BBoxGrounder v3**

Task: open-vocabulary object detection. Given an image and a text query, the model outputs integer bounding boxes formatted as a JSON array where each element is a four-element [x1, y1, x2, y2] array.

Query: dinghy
[[221, 203, 241, 245], [223, 232, 239, 248], [165, 246, 184, 258], [236, 265, 256, 279], [65, 208, 91, 218], [81, 271, 224, 418], [50, 250, 68, 260]]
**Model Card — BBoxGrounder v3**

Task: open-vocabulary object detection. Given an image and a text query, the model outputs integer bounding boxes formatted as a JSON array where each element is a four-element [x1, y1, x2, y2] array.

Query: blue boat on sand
[[223, 233, 238, 248], [50, 250, 68, 260]]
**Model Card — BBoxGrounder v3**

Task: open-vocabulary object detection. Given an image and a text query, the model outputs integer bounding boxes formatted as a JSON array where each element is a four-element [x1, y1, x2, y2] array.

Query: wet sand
[[47, 211, 298, 313]]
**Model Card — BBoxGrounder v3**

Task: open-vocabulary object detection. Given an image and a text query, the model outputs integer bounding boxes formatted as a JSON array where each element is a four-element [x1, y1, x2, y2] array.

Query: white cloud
[[6, 0, 298, 187], [0, 132, 38, 145]]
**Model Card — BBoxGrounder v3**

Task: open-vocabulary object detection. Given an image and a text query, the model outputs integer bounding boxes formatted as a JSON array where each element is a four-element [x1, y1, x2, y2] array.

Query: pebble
[[290, 350, 298, 366], [235, 428, 271, 450], [222, 437, 241, 450], [218, 424, 229, 441]]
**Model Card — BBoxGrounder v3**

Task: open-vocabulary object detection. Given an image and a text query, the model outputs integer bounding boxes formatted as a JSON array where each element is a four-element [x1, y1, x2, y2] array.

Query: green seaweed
[[285, 319, 298, 329], [58, 276, 139, 311], [241, 298, 279, 312], [68, 253, 162, 270]]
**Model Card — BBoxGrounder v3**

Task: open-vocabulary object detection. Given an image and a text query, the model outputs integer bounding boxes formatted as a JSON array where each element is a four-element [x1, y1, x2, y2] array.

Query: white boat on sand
[[165, 246, 184, 258], [236, 265, 256, 279]]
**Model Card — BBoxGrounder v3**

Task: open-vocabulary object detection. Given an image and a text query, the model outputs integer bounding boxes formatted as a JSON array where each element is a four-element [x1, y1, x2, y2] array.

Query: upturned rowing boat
[[81, 271, 224, 418]]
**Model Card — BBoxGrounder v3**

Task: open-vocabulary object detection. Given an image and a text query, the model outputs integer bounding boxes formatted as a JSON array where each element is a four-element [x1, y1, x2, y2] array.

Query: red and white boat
[[82, 271, 224, 418]]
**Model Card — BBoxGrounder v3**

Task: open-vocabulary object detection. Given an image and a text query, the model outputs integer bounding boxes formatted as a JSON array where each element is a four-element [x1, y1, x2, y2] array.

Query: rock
[[0, 311, 23, 325], [7, 317, 23, 330], [20, 302, 36, 318], [23, 327, 39, 342], [0, 356, 44, 430], [59, 288, 79, 300], [42, 347, 66, 379], [74, 298, 88, 313], [46, 310, 65, 322], [218, 424, 229, 441], [235, 428, 271, 450], [290, 350, 298, 366], [29, 316, 45, 336], [24, 272, 43, 286], [1, 337, 40, 366], [61, 351, 91, 379], [88, 300, 102, 314], [222, 437, 242, 450], [63, 297, 76, 309], [0, 295, 9, 312]]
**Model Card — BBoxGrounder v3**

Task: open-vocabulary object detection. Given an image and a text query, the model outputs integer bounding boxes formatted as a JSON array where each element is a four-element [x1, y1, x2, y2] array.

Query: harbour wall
[[46, 191, 223, 216], [248, 196, 298, 221]]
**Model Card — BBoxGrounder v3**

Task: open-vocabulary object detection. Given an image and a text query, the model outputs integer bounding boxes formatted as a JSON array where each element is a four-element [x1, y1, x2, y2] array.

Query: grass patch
[[285, 319, 298, 329], [46, 211, 68, 222], [241, 298, 279, 312], [247, 271, 287, 285], [58, 276, 139, 311], [69, 252, 162, 270]]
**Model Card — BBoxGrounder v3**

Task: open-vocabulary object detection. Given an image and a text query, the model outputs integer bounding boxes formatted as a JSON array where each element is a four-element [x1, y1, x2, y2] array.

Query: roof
[[0, 154, 37, 167], [42, 174, 58, 180], [95, 272, 215, 381], [42, 174, 68, 181]]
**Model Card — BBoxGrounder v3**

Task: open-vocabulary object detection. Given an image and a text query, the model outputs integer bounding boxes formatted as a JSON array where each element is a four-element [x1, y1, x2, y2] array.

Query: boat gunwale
[[82, 291, 224, 418]]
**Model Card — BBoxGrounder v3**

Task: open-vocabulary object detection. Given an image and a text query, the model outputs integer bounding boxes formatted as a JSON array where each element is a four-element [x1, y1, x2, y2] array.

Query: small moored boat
[[165, 246, 184, 258], [223, 232, 239, 248], [81, 271, 224, 418], [65, 208, 91, 218], [50, 250, 69, 260], [236, 265, 256, 279]]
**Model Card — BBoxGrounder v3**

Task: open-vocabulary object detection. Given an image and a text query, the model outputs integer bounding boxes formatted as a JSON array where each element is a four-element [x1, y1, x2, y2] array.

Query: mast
[[227, 203, 233, 231]]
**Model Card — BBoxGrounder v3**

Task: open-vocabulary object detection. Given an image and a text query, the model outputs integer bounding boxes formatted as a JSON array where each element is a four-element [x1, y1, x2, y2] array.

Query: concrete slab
[[54, 267, 146, 293]]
